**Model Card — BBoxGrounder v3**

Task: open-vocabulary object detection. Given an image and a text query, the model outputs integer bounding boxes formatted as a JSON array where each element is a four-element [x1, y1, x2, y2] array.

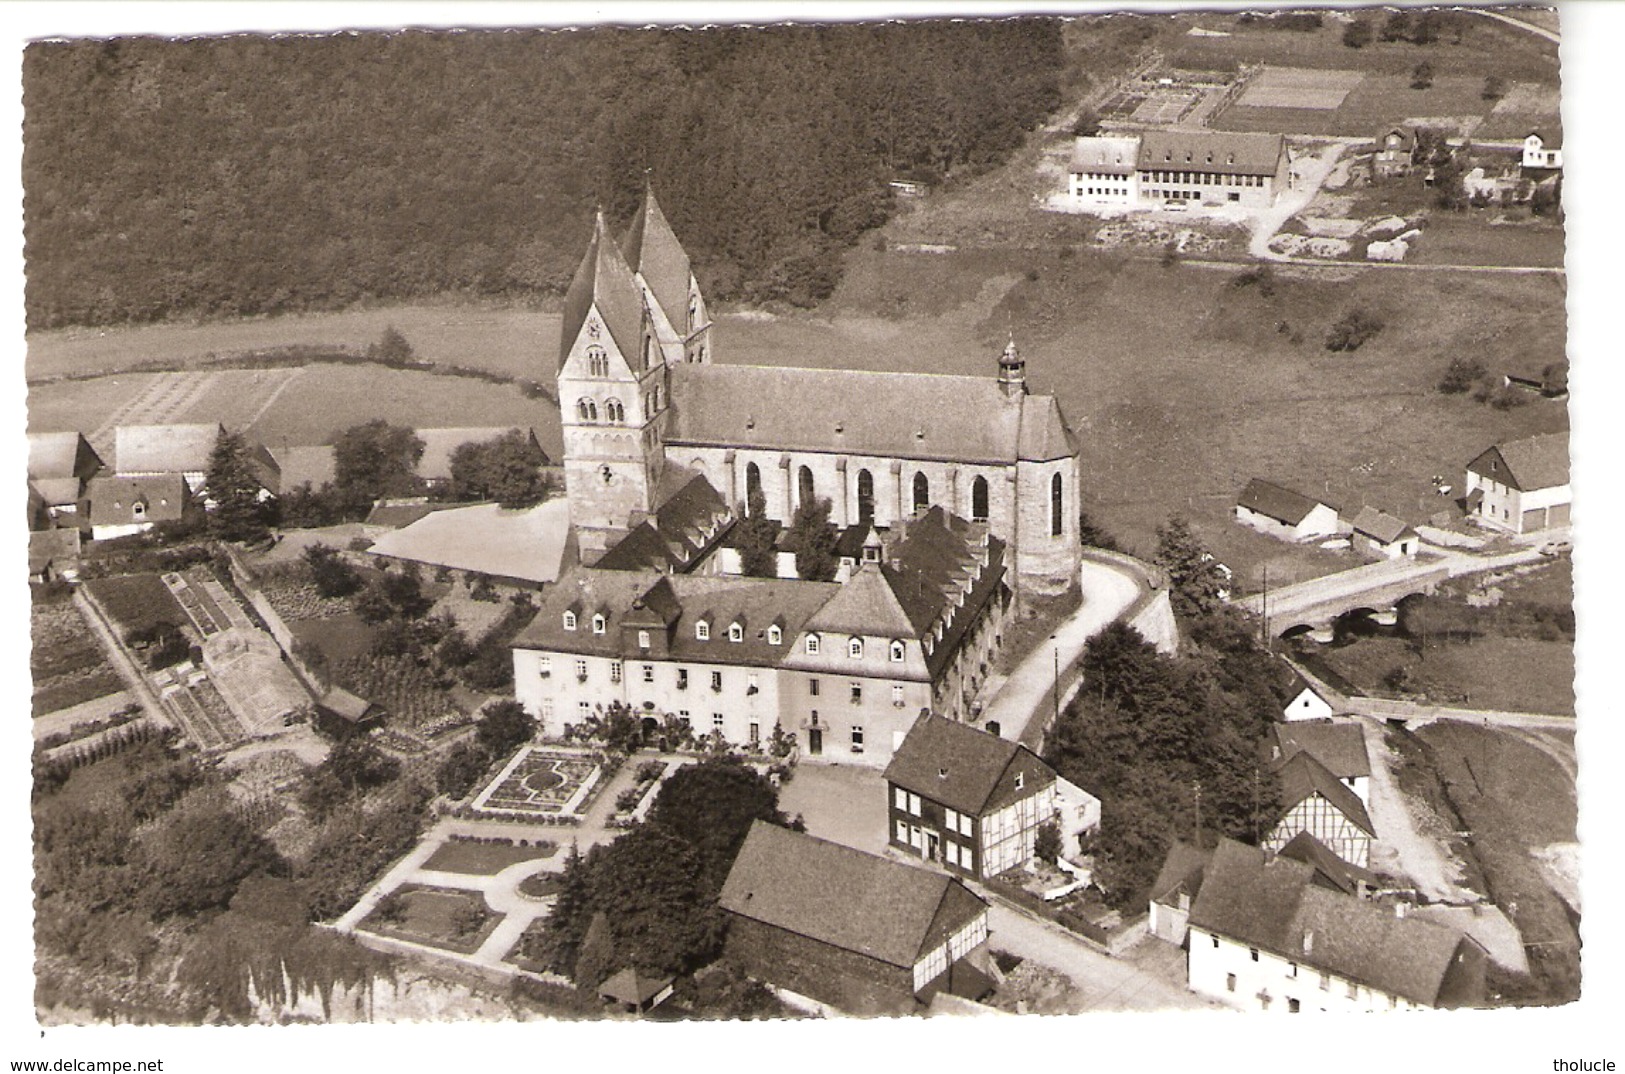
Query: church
[[512, 186, 1085, 765]]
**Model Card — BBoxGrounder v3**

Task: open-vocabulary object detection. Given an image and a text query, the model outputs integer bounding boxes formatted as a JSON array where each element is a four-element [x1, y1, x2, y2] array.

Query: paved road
[[980, 557, 1142, 743], [987, 905, 1219, 1012], [1468, 6, 1560, 45]]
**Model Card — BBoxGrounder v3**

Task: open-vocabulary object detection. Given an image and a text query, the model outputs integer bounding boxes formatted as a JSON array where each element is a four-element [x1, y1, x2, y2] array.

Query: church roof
[[666, 364, 1076, 465], [560, 212, 646, 370], [623, 186, 693, 338]]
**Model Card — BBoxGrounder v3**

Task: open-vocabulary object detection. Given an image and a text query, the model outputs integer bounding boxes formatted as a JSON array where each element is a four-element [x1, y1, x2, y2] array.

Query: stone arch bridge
[[1237, 558, 1452, 641]]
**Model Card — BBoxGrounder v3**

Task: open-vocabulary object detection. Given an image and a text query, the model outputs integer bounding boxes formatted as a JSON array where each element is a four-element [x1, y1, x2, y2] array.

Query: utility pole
[[1051, 634, 1060, 728], [1193, 779, 1202, 843]]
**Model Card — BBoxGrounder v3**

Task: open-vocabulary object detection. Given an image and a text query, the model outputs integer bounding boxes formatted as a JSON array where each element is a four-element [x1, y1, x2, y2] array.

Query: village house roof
[[595, 474, 732, 573], [1149, 839, 1214, 907], [597, 967, 673, 1008], [1069, 135, 1141, 175], [720, 821, 988, 970], [1136, 130, 1286, 177], [114, 423, 223, 476], [318, 686, 376, 723], [1349, 506, 1415, 546], [1469, 432, 1569, 492], [560, 211, 647, 369], [29, 477, 84, 511], [83, 474, 188, 529], [1374, 126, 1415, 151], [1277, 831, 1380, 898], [414, 427, 546, 483], [1271, 721, 1371, 781], [665, 363, 1078, 465], [1237, 478, 1330, 526], [268, 445, 337, 494], [884, 715, 1052, 816], [366, 498, 573, 586], [513, 568, 838, 666], [623, 185, 695, 338], [1189, 838, 1477, 1007], [29, 528, 82, 576], [1275, 751, 1375, 837], [28, 431, 104, 485]]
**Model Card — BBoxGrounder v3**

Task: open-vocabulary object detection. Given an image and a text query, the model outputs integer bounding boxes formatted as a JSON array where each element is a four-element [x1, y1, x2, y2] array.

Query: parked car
[[1539, 538, 1572, 556]]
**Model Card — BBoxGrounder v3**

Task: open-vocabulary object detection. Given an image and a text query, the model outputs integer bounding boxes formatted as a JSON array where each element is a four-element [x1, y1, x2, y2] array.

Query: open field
[[1408, 213, 1567, 269], [1311, 633, 1573, 716], [1215, 73, 1496, 139]]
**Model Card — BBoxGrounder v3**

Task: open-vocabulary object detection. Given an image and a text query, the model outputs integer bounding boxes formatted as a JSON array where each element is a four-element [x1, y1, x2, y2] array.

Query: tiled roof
[[28, 431, 103, 482], [883, 715, 1047, 816], [1191, 838, 1474, 1007], [29, 528, 82, 574], [803, 565, 919, 638], [560, 212, 646, 370], [720, 821, 986, 969], [1149, 839, 1213, 906], [1485, 432, 1569, 491], [666, 363, 1077, 465], [1275, 751, 1375, 836], [29, 477, 84, 510], [512, 568, 838, 666], [1277, 831, 1380, 897], [268, 445, 336, 493], [595, 473, 731, 573], [1069, 135, 1140, 174], [1237, 478, 1328, 526], [114, 423, 222, 476], [1349, 506, 1414, 546], [1137, 130, 1285, 177], [623, 186, 693, 338], [366, 498, 573, 585], [84, 474, 188, 527], [1272, 721, 1371, 780], [414, 427, 544, 482], [597, 967, 672, 1007]]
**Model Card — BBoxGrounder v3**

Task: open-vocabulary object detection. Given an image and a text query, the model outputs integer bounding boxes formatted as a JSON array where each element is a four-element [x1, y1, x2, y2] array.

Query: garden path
[[31, 689, 135, 741]]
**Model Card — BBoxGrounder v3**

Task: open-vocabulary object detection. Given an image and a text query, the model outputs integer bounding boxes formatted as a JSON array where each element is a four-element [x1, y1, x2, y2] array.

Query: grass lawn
[[421, 838, 556, 876], [1311, 633, 1573, 716], [1409, 213, 1566, 269], [82, 574, 188, 640], [360, 884, 502, 955]]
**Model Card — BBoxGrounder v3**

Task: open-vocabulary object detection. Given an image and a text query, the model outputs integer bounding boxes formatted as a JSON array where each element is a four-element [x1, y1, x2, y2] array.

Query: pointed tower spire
[[998, 333, 1027, 397], [559, 205, 644, 370], [623, 182, 694, 336]]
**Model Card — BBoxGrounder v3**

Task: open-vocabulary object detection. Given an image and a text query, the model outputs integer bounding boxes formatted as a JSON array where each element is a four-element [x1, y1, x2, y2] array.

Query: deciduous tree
[[333, 420, 425, 514]]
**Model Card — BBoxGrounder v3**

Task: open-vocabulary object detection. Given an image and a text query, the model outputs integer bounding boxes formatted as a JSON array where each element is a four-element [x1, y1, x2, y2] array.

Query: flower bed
[[517, 873, 563, 901], [472, 748, 604, 818], [421, 835, 556, 875], [359, 884, 502, 955]]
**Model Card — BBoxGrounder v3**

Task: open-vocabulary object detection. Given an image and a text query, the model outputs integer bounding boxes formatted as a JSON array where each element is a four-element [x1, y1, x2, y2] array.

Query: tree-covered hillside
[[23, 21, 1065, 328]]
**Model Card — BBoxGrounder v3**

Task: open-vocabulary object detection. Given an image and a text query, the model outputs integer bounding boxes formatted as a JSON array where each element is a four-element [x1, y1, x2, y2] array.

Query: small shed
[[316, 686, 382, 735], [1349, 506, 1417, 559], [597, 967, 674, 1014]]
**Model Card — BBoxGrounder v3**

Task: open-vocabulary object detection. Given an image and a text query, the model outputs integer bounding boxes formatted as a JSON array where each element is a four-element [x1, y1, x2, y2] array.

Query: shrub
[[1437, 357, 1487, 394], [1034, 820, 1063, 865], [1230, 264, 1275, 297], [1342, 19, 1372, 48], [1489, 385, 1530, 410], [1482, 75, 1507, 101], [615, 787, 644, 813], [1410, 62, 1434, 91], [1324, 308, 1385, 352]]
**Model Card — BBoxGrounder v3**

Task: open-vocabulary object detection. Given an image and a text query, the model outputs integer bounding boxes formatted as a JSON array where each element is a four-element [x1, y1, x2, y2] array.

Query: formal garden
[[421, 834, 558, 876], [471, 748, 605, 819], [359, 883, 503, 955]]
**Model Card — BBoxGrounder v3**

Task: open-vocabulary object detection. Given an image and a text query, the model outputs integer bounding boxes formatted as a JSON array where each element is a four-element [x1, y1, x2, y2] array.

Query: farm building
[[1147, 839, 1212, 945], [512, 506, 1012, 766], [1282, 680, 1337, 723], [1067, 135, 1140, 206], [1067, 131, 1289, 210], [1370, 126, 1416, 180], [1276, 831, 1379, 900], [367, 497, 575, 588], [1262, 750, 1375, 869], [1234, 479, 1338, 542], [1463, 432, 1570, 534], [1187, 838, 1486, 1011], [884, 714, 1099, 881], [28, 528, 82, 584], [1348, 506, 1418, 559], [114, 423, 224, 493], [81, 474, 192, 541], [1268, 720, 1371, 807], [27, 431, 105, 525], [719, 821, 994, 1015], [558, 185, 1082, 596]]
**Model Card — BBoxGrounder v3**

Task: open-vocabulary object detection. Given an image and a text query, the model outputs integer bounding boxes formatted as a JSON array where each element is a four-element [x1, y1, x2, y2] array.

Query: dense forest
[[23, 21, 1066, 328]]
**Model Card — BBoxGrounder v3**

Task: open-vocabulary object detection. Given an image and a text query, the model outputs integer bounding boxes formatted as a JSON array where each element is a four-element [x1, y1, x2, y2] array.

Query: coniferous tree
[[789, 496, 838, 582], [734, 486, 780, 578], [205, 430, 271, 543]]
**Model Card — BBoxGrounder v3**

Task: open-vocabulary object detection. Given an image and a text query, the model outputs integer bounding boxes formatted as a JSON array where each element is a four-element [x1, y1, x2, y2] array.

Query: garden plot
[[472, 748, 603, 818], [1236, 65, 1363, 109], [31, 592, 124, 718], [359, 884, 503, 956]]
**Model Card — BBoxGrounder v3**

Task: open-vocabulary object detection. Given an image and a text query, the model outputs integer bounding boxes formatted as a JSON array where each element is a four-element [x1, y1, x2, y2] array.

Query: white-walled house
[[1348, 506, 1418, 559], [82, 474, 191, 541], [1187, 839, 1486, 1011], [1282, 682, 1336, 723], [1463, 432, 1570, 534], [1068, 131, 1289, 210], [1269, 720, 1372, 807], [1067, 135, 1140, 206], [1522, 131, 1561, 171], [1235, 479, 1339, 542]]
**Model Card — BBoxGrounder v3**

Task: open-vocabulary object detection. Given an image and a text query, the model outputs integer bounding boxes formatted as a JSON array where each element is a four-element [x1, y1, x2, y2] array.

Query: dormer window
[[768, 624, 783, 645], [848, 637, 864, 659], [563, 610, 578, 631], [889, 640, 905, 663], [591, 614, 606, 635], [1015, 772, 1025, 791], [728, 621, 744, 643], [805, 633, 821, 655], [696, 620, 711, 641], [132, 502, 146, 519]]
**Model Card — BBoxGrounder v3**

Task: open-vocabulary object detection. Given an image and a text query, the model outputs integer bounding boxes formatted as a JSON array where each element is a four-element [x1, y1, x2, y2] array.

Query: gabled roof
[[884, 715, 1051, 816], [595, 473, 731, 574], [83, 474, 188, 528], [720, 822, 987, 969], [1237, 478, 1329, 526], [1350, 506, 1414, 546], [365, 498, 573, 585], [1149, 839, 1213, 906], [1374, 126, 1415, 151], [1277, 831, 1380, 898], [1275, 752, 1375, 836], [1190, 838, 1475, 1007], [560, 211, 646, 369], [28, 431, 104, 483], [1471, 432, 1569, 491], [1273, 721, 1371, 780], [1137, 130, 1285, 177], [414, 427, 544, 482], [319, 686, 375, 722], [597, 967, 673, 1007], [1070, 135, 1141, 174], [114, 423, 223, 476], [268, 445, 336, 493], [623, 185, 694, 337], [29, 477, 84, 510], [666, 364, 1077, 465], [29, 529, 82, 574], [804, 564, 919, 638]]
